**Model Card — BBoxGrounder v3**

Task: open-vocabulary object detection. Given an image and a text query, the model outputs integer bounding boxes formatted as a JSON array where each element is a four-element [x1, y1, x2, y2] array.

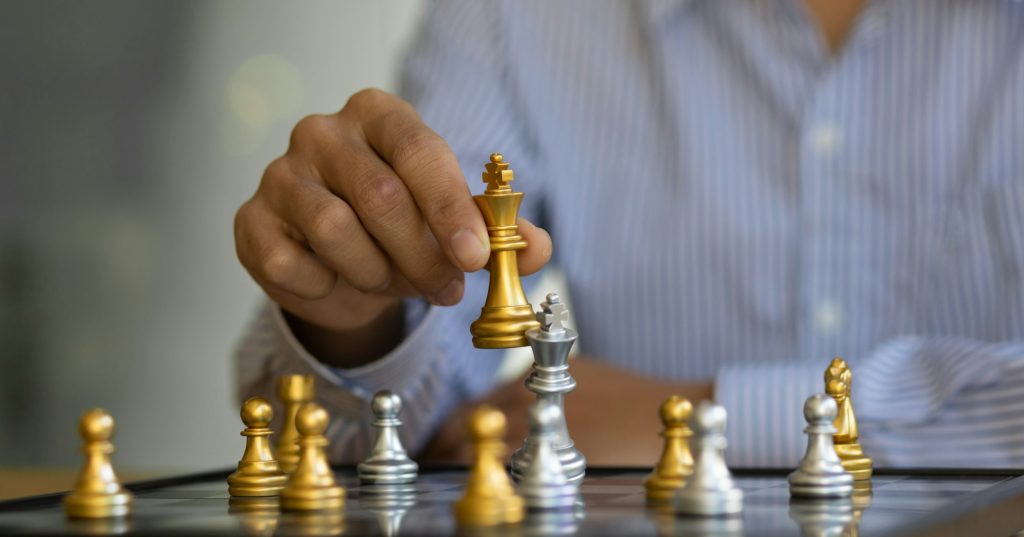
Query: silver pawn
[[789, 394, 854, 498], [674, 402, 743, 516], [511, 292, 586, 485], [358, 390, 418, 485], [362, 489, 416, 537], [518, 401, 578, 510], [788, 498, 854, 537]]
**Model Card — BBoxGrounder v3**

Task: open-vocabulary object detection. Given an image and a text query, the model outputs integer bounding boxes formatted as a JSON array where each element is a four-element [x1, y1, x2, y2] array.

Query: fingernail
[[450, 228, 489, 270], [434, 279, 464, 306]]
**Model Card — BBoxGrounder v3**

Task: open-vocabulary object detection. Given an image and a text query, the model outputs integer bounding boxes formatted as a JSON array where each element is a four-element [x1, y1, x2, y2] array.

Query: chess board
[[1, 467, 1022, 536]]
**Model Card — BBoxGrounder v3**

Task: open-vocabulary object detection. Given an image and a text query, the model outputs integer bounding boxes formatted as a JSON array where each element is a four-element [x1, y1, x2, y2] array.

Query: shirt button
[[812, 299, 843, 336], [808, 123, 841, 156]]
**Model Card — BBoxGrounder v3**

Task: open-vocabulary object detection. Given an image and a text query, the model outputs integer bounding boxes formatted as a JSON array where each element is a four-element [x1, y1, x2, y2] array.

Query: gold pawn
[[453, 405, 524, 526], [64, 409, 133, 519], [825, 357, 873, 481], [470, 153, 542, 348], [280, 402, 346, 512], [644, 396, 694, 503], [228, 397, 288, 497], [228, 497, 280, 537], [277, 374, 314, 473]]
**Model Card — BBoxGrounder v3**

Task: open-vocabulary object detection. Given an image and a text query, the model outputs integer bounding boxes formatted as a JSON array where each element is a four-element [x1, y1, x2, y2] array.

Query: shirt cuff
[[270, 300, 441, 399], [714, 361, 823, 468]]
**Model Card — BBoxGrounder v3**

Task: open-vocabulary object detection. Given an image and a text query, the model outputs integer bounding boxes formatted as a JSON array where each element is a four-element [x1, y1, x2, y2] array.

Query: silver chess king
[[510, 292, 586, 485]]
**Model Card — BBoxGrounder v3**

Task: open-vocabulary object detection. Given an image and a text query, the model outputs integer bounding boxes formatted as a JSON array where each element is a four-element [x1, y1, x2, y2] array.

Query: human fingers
[[273, 174, 393, 294], [348, 89, 490, 272], [288, 108, 464, 305], [516, 218, 552, 276], [234, 197, 337, 300]]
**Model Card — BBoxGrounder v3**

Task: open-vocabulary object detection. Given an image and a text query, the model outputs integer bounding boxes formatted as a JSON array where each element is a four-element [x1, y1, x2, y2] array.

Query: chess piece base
[[281, 486, 345, 512], [64, 491, 133, 519], [522, 485, 578, 511], [471, 304, 540, 349], [836, 445, 873, 481], [845, 466, 873, 481], [358, 459, 418, 486], [789, 466, 854, 498], [454, 494, 525, 526], [228, 470, 288, 497], [511, 445, 586, 486], [675, 488, 743, 517], [788, 480, 854, 499], [644, 477, 685, 503]]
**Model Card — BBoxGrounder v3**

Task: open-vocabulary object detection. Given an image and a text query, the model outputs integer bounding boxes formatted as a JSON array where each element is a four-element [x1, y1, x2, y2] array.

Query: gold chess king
[[470, 153, 541, 349]]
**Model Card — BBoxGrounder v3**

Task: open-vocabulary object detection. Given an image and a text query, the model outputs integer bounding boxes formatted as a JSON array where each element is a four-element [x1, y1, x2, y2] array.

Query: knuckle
[[260, 157, 292, 187], [258, 157, 302, 204], [344, 88, 391, 114], [289, 114, 333, 149], [233, 202, 254, 258], [389, 128, 444, 167], [349, 267, 390, 293], [356, 174, 405, 221], [308, 202, 354, 248], [365, 269, 391, 290], [259, 249, 298, 289]]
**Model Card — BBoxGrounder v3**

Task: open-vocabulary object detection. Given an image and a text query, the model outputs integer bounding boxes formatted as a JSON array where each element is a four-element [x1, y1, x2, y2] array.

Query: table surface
[[1, 466, 1023, 536], [0, 469, 166, 502]]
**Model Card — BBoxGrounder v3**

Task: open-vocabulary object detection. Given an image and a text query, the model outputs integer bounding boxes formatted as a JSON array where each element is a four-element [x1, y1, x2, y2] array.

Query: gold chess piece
[[470, 153, 542, 348], [453, 405, 525, 526], [280, 402, 346, 512], [228, 397, 288, 497], [64, 409, 133, 519], [825, 357, 873, 481], [277, 374, 314, 473], [847, 483, 873, 537], [278, 512, 346, 537], [228, 497, 280, 537], [644, 396, 694, 503]]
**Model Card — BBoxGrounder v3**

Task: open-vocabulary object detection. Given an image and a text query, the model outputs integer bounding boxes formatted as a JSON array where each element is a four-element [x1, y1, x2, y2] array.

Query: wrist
[[283, 300, 406, 369]]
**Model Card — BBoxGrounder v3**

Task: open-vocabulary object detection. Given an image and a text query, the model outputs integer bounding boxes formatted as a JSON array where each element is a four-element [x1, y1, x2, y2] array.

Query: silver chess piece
[[518, 401, 579, 510], [362, 488, 417, 537], [789, 394, 854, 498], [788, 498, 855, 537], [358, 390, 418, 485], [674, 402, 743, 517], [511, 293, 587, 485]]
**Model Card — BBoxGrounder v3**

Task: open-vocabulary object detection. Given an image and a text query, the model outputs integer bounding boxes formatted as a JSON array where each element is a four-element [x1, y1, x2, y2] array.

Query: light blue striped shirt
[[237, 0, 1024, 468]]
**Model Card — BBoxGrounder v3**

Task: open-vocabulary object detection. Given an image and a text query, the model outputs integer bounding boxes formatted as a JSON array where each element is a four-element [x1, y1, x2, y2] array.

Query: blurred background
[[0, 0, 425, 473]]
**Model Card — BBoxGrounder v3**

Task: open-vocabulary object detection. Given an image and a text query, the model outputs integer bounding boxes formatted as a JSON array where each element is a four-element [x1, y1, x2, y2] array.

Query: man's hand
[[234, 89, 552, 366], [420, 357, 714, 466]]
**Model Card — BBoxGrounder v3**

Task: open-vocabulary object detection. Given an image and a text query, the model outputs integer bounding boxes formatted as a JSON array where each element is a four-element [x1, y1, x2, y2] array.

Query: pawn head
[[468, 405, 506, 441], [659, 396, 693, 426], [691, 401, 727, 435], [527, 401, 562, 432], [296, 402, 329, 436], [79, 408, 115, 442], [804, 393, 838, 423], [241, 397, 273, 428], [371, 390, 402, 418]]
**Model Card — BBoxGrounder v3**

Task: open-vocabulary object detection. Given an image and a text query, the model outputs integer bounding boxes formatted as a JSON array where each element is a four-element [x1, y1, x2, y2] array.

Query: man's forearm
[[421, 356, 714, 466]]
